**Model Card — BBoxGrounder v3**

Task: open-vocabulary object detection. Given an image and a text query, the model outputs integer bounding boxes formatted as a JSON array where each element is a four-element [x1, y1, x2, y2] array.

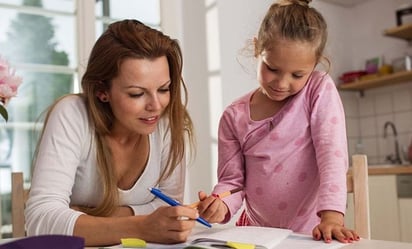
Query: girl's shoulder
[[305, 70, 337, 93], [226, 89, 256, 110], [309, 70, 334, 84]]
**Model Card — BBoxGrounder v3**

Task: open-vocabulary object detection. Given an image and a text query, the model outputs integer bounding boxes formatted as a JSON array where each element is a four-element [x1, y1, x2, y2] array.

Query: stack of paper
[[187, 226, 292, 249]]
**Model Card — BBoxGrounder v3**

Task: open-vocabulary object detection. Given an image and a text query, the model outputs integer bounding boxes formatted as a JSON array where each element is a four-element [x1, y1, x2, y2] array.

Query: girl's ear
[[96, 91, 109, 102]]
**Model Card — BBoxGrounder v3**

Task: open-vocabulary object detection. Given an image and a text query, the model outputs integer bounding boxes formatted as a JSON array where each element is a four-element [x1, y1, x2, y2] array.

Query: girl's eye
[[292, 74, 304, 79], [266, 64, 277, 72]]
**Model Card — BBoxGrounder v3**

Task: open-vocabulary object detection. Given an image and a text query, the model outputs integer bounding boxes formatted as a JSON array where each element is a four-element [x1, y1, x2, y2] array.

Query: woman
[[25, 19, 197, 246]]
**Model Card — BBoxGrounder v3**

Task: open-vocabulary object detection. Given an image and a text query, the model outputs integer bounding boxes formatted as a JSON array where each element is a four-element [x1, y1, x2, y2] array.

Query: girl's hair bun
[[278, 0, 311, 7]]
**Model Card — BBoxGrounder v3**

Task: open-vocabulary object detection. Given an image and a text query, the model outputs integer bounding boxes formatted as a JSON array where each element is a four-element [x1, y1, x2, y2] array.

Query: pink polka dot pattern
[[328, 184, 340, 193], [270, 132, 279, 140], [326, 84, 333, 90], [278, 201, 288, 211], [294, 137, 305, 146], [298, 172, 307, 182], [330, 116, 338, 124], [297, 208, 307, 217], [334, 150, 343, 158], [220, 145, 231, 156], [255, 187, 263, 195], [274, 164, 284, 173]]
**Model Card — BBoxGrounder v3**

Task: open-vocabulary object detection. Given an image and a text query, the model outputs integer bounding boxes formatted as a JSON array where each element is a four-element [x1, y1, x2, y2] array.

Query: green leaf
[[0, 104, 9, 122]]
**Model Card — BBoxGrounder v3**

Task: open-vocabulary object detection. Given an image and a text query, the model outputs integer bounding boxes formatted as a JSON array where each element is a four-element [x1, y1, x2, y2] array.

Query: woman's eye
[[129, 93, 144, 98], [158, 87, 170, 93]]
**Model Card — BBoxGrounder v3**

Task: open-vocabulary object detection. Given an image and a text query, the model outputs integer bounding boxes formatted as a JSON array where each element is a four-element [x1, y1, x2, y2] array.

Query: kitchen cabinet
[[368, 175, 401, 241], [399, 198, 412, 242], [338, 23, 412, 92], [345, 175, 400, 241], [345, 166, 412, 242]]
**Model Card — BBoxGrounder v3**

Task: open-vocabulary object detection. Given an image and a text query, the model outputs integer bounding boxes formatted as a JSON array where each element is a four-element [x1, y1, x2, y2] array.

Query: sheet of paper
[[273, 234, 347, 249], [188, 226, 293, 249]]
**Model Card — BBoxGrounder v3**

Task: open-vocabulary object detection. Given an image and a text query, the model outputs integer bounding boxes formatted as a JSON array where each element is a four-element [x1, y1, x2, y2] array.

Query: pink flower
[[0, 56, 22, 121], [0, 57, 22, 99]]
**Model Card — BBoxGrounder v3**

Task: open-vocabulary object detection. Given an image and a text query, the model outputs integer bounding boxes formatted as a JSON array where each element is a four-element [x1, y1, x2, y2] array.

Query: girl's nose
[[272, 75, 288, 89]]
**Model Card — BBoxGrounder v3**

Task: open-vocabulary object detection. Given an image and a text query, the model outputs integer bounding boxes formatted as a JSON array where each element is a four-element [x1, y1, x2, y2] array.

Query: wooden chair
[[346, 154, 371, 239], [11, 172, 29, 238]]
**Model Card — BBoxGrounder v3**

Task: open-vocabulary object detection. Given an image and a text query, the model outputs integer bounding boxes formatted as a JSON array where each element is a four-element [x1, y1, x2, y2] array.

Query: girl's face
[[256, 39, 317, 102], [105, 56, 171, 135]]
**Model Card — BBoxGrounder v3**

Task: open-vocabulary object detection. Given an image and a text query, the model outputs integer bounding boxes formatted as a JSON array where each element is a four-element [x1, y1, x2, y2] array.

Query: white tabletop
[[273, 233, 412, 249], [2, 232, 412, 249]]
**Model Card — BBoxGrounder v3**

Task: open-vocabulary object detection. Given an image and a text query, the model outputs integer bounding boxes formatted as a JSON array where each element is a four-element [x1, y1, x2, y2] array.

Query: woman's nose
[[146, 95, 161, 111]]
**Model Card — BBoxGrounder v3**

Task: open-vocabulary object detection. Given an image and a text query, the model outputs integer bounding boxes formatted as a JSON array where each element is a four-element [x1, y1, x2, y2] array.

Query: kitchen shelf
[[338, 70, 412, 91], [383, 23, 412, 40], [338, 24, 412, 92]]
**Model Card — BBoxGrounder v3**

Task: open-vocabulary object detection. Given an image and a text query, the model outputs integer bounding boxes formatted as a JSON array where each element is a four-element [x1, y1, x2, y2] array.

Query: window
[[0, 0, 160, 237]]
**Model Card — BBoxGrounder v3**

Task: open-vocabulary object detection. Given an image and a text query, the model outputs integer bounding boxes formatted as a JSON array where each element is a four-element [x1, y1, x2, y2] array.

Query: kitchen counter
[[347, 164, 412, 198], [347, 164, 412, 175]]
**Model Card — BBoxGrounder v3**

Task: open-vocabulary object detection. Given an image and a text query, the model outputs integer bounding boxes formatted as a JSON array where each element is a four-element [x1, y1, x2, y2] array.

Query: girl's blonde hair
[[255, 0, 329, 67]]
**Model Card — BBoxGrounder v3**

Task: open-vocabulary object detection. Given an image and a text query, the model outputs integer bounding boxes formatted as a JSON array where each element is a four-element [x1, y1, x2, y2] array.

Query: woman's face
[[105, 56, 171, 135], [256, 39, 317, 102]]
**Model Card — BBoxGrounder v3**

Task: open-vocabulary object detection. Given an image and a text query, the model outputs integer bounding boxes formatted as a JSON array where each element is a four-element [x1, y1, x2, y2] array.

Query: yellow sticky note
[[121, 238, 147, 248], [226, 241, 255, 249]]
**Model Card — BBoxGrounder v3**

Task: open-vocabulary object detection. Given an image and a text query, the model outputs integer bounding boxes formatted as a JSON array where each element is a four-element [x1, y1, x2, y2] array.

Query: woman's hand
[[312, 210, 360, 243], [139, 205, 197, 244], [73, 205, 197, 245], [196, 191, 228, 224]]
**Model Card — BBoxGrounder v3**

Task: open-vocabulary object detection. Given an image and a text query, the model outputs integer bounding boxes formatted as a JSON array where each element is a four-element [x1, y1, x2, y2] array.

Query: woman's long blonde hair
[[34, 19, 195, 216]]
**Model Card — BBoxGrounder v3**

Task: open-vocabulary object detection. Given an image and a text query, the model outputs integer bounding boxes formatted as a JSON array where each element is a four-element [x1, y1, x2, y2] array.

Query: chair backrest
[[346, 154, 371, 239], [11, 172, 29, 238]]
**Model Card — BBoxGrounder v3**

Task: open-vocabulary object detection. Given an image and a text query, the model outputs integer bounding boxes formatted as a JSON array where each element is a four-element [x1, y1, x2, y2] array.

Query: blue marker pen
[[149, 187, 212, 228]]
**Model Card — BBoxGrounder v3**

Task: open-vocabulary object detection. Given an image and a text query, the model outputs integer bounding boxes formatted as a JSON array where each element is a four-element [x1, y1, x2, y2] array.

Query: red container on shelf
[[339, 71, 368, 84]]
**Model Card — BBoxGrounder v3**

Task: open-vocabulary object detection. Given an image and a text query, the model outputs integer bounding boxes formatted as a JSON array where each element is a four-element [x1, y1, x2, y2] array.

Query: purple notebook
[[0, 235, 84, 249]]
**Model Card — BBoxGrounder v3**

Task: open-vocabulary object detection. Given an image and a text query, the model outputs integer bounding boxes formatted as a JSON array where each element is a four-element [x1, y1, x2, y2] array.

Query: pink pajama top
[[213, 71, 348, 234]]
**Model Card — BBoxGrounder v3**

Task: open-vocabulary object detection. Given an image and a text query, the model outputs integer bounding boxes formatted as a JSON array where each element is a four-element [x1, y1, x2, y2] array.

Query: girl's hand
[[196, 191, 228, 223], [139, 205, 197, 244], [312, 210, 360, 243]]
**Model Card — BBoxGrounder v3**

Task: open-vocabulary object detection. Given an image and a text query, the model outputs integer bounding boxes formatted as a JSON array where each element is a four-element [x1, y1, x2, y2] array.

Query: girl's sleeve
[[213, 108, 246, 222], [25, 96, 87, 235], [309, 74, 348, 215]]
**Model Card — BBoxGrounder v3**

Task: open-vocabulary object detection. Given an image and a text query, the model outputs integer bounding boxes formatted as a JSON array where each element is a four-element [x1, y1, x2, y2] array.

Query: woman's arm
[[73, 205, 198, 246]]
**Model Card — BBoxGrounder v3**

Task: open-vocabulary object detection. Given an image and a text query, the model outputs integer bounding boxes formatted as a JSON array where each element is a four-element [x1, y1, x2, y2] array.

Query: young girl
[[197, 0, 359, 244]]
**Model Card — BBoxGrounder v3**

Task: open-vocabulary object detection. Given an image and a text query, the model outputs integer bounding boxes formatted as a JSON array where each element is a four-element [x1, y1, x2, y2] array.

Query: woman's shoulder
[[47, 94, 89, 125], [53, 94, 86, 113]]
